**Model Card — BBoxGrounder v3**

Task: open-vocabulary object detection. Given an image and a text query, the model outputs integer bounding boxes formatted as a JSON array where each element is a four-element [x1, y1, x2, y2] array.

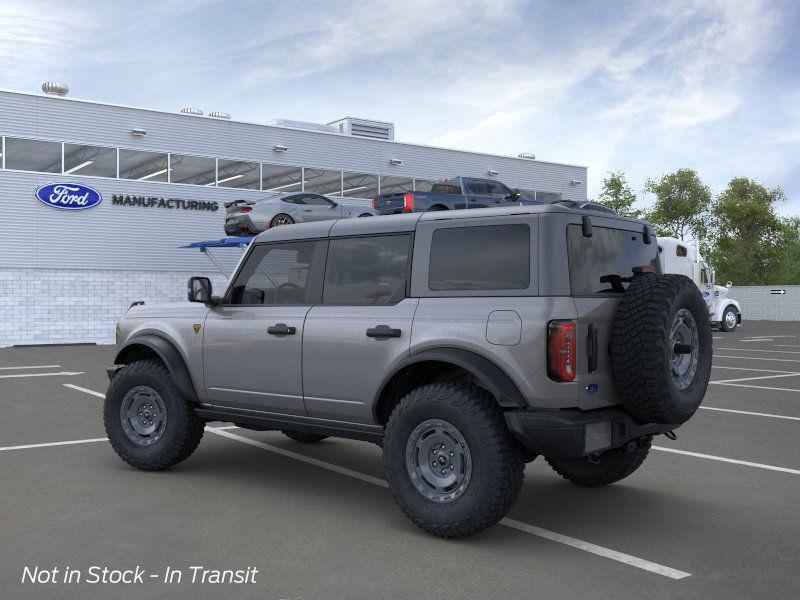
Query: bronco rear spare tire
[[610, 273, 712, 425]]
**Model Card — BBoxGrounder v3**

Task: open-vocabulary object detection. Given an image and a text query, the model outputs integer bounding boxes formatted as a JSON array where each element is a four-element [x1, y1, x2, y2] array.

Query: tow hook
[[664, 430, 677, 441]]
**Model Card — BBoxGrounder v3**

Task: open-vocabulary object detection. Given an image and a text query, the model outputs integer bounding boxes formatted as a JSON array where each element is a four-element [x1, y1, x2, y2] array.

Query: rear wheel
[[383, 382, 525, 538], [270, 213, 294, 227], [103, 360, 205, 471], [281, 430, 329, 443], [546, 436, 652, 487], [720, 306, 738, 332]]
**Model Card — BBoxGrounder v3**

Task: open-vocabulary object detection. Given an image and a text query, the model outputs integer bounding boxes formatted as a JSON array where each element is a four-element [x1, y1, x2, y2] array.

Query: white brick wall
[[0, 268, 228, 347], [729, 286, 800, 322]]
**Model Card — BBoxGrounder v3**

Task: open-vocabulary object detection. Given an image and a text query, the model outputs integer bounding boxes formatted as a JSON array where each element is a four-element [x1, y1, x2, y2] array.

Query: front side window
[[4, 138, 61, 173], [676, 245, 688, 257], [303, 194, 334, 206], [465, 179, 490, 195], [64, 144, 117, 177], [229, 241, 317, 305], [429, 225, 530, 291], [485, 181, 513, 197], [323, 235, 410, 304], [567, 225, 660, 295]]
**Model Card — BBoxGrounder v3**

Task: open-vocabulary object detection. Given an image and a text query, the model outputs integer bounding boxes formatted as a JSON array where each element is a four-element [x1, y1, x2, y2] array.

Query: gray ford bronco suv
[[106, 205, 712, 538]]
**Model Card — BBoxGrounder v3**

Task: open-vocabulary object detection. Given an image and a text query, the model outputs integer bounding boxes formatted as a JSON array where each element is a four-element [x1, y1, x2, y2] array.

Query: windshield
[[567, 224, 660, 294]]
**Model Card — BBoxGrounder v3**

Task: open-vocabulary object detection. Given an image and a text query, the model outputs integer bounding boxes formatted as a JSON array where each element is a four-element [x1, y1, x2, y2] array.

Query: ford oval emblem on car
[[35, 183, 102, 210], [585, 383, 599, 393]]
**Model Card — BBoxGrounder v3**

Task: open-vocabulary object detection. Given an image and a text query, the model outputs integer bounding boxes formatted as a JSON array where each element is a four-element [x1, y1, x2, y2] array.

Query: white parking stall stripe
[[715, 355, 800, 364], [653, 446, 800, 475], [710, 372, 800, 384], [699, 406, 800, 421], [0, 365, 61, 370], [206, 427, 691, 579], [0, 371, 84, 379], [712, 365, 798, 373], [710, 382, 800, 394], [715, 347, 800, 354], [0, 438, 107, 452], [775, 345, 800, 349], [63, 383, 106, 398]]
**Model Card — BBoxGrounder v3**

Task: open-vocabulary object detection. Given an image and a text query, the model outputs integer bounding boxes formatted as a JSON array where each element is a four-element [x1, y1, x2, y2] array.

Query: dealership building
[[0, 84, 588, 347]]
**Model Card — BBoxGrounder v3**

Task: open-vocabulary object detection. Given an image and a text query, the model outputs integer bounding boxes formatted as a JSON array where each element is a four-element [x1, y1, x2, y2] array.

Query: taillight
[[371, 198, 377, 209], [403, 193, 414, 211], [240, 207, 252, 213], [547, 320, 576, 382]]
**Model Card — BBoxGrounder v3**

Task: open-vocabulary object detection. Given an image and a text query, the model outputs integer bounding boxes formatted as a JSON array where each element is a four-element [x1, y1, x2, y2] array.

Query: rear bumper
[[504, 406, 675, 458]]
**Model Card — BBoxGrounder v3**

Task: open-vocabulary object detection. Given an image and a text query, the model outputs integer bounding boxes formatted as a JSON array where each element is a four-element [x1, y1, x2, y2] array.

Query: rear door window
[[567, 225, 660, 295], [429, 224, 530, 291], [323, 235, 411, 304]]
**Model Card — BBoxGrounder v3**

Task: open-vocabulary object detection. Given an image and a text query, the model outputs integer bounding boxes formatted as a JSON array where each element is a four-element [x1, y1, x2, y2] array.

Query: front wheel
[[103, 360, 205, 471], [383, 382, 525, 538], [545, 436, 652, 487], [720, 306, 738, 332]]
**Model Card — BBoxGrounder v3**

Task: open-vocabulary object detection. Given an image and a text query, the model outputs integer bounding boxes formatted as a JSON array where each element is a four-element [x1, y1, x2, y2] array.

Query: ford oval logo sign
[[35, 183, 102, 210]]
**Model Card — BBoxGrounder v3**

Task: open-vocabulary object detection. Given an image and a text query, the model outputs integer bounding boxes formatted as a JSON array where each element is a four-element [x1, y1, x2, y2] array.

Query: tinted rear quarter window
[[429, 224, 530, 291], [567, 224, 659, 295]]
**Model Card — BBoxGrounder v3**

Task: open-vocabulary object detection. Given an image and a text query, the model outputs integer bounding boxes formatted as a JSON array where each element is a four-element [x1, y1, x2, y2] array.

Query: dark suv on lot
[[105, 205, 712, 538]]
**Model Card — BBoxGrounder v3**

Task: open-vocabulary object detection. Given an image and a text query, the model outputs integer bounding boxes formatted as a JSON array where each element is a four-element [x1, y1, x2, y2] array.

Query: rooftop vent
[[329, 117, 394, 141], [518, 152, 536, 160], [42, 82, 69, 97], [269, 119, 337, 134], [209, 111, 230, 119], [180, 107, 203, 116]]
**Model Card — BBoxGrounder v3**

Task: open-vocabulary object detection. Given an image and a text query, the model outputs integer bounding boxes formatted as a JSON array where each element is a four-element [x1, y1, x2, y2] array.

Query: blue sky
[[2, 0, 799, 212]]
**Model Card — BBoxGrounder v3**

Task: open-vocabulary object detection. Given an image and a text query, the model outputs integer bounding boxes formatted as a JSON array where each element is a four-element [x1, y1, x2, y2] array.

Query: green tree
[[705, 177, 791, 285], [643, 169, 711, 240], [596, 171, 641, 218]]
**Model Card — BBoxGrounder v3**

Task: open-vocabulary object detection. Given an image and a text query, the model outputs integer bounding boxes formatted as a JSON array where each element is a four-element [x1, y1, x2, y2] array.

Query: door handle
[[303, 208, 313, 212], [587, 324, 598, 372], [366, 325, 402, 338], [267, 323, 296, 336]]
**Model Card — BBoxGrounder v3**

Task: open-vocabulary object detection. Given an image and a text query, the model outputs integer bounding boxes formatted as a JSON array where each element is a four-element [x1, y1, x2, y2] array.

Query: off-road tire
[[546, 436, 652, 487], [720, 306, 738, 332], [610, 273, 712, 425], [383, 382, 525, 538], [281, 430, 329, 443], [104, 359, 205, 471]]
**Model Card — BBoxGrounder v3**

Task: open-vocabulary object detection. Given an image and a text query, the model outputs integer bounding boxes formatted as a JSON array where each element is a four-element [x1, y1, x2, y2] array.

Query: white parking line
[[712, 365, 798, 373], [715, 355, 800, 364], [63, 383, 106, 398], [716, 347, 800, 354], [0, 365, 61, 370], [207, 427, 691, 579], [0, 437, 107, 452], [653, 446, 800, 475], [0, 371, 84, 379], [775, 345, 800, 349], [710, 372, 800, 384], [699, 406, 800, 421], [710, 382, 800, 394]]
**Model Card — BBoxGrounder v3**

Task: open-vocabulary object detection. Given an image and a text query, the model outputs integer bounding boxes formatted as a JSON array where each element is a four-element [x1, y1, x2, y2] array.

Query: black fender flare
[[374, 347, 525, 417], [113, 334, 199, 402]]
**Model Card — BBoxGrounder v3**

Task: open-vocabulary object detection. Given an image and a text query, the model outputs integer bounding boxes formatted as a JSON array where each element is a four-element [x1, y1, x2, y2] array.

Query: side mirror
[[188, 276, 212, 303], [726, 281, 732, 289], [329, 201, 339, 208]]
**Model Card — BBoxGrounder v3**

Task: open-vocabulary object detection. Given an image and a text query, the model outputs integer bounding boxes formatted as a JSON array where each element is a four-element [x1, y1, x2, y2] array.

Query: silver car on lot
[[224, 192, 376, 235]]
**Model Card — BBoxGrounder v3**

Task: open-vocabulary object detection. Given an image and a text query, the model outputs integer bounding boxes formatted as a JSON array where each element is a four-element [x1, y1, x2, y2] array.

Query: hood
[[123, 302, 212, 319]]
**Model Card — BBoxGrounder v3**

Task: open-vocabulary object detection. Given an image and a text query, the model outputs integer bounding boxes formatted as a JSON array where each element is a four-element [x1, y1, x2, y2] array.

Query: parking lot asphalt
[[1, 321, 799, 599]]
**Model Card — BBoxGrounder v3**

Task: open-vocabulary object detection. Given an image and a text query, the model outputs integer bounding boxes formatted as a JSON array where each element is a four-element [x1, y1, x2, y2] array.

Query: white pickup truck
[[658, 237, 742, 332]]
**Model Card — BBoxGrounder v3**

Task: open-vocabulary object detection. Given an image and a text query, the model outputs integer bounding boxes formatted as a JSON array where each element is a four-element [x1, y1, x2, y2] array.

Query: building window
[[304, 168, 342, 196], [4, 138, 61, 173], [63, 144, 117, 177], [379, 175, 413, 196], [262, 163, 302, 193], [323, 235, 410, 304], [429, 225, 530, 291], [341, 172, 379, 199], [217, 159, 260, 189], [119, 149, 169, 182], [170, 154, 216, 186]]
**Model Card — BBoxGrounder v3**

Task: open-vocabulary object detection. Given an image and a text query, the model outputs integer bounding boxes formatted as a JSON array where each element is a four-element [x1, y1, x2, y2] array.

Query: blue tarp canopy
[[180, 236, 253, 250]]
